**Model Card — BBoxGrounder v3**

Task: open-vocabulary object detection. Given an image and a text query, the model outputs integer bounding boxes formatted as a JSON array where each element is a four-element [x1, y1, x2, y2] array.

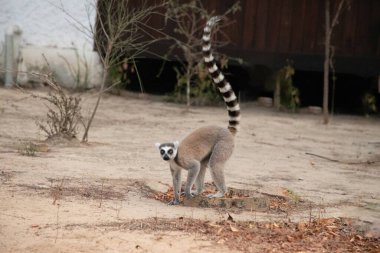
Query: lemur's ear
[[154, 143, 161, 150], [173, 141, 179, 149]]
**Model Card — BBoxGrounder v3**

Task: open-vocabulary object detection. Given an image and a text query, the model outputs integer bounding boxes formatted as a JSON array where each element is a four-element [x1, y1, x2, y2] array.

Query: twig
[[305, 152, 379, 165], [55, 203, 61, 243], [99, 179, 105, 208]]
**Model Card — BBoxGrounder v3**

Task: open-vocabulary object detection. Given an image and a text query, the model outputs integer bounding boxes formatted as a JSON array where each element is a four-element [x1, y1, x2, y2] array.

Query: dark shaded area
[[125, 58, 247, 97], [124, 58, 379, 115], [126, 58, 178, 94], [294, 72, 379, 114]]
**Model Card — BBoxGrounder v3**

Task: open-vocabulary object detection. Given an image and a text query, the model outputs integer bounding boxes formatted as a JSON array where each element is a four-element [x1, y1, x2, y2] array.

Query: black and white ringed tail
[[202, 16, 241, 134]]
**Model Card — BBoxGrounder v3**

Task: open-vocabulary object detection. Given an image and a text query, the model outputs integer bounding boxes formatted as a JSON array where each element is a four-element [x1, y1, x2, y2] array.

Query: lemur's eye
[[168, 149, 173, 155], [160, 149, 165, 155]]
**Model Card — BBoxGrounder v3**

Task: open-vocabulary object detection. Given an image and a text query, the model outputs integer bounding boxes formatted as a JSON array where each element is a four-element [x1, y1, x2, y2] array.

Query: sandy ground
[[0, 87, 379, 252]]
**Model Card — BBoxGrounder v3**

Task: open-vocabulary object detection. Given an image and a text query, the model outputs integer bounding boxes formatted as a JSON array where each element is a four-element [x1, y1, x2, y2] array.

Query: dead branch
[[53, 0, 166, 142], [305, 152, 379, 165], [164, 0, 240, 107]]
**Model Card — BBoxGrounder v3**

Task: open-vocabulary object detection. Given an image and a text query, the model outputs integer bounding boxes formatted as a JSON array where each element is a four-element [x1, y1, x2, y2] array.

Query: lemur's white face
[[155, 141, 179, 161]]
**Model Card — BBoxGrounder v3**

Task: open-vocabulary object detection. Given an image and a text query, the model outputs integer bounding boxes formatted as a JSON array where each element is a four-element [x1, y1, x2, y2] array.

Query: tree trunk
[[82, 66, 108, 142], [185, 62, 191, 108], [186, 75, 191, 108], [323, 0, 331, 124], [274, 74, 281, 110]]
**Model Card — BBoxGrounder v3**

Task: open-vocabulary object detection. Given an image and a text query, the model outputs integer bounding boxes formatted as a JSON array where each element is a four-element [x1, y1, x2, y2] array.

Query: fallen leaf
[[230, 224, 239, 232], [217, 239, 225, 244], [208, 222, 221, 228], [287, 235, 294, 242], [297, 222, 307, 231], [355, 235, 363, 240]]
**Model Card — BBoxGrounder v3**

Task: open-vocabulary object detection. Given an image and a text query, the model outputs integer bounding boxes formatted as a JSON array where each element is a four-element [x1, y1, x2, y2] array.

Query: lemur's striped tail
[[202, 16, 241, 134]]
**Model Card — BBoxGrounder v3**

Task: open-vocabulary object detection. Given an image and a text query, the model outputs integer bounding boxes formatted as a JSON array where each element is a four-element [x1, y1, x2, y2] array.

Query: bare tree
[[56, 0, 164, 142], [164, 0, 240, 108], [323, 0, 350, 124]]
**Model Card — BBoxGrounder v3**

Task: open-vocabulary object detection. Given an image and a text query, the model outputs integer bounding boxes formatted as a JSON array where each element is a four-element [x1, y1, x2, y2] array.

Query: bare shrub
[[35, 74, 83, 140], [55, 0, 165, 142]]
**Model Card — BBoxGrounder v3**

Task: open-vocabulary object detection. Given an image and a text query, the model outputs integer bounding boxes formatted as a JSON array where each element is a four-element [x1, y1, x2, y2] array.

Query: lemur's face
[[155, 141, 179, 161]]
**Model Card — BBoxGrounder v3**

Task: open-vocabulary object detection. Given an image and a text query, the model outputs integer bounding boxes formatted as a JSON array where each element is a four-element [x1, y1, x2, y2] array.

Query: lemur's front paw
[[168, 199, 180, 205], [185, 192, 195, 199], [190, 190, 200, 196]]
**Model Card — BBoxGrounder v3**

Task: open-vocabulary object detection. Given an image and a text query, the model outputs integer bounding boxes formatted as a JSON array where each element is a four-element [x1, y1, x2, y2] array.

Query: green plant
[[108, 60, 135, 95], [271, 62, 299, 111], [169, 63, 222, 105], [281, 84, 300, 112], [362, 93, 377, 115], [18, 141, 37, 156]]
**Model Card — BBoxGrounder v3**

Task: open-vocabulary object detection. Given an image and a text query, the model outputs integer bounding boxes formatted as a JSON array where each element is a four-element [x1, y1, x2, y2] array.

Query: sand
[[0, 87, 379, 252]]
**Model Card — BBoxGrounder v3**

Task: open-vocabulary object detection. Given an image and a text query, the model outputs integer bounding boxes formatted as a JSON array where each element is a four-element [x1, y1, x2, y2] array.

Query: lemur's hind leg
[[194, 159, 209, 195], [208, 138, 234, 198], [185, 160, 200, 199]]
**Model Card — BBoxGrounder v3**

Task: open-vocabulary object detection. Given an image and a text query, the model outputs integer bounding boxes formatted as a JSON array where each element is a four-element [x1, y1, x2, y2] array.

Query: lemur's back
[[177, 126, 234, 165]]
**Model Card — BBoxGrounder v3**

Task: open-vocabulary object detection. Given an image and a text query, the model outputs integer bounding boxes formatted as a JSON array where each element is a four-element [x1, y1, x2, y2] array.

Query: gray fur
[[155, 17, 239, 205]]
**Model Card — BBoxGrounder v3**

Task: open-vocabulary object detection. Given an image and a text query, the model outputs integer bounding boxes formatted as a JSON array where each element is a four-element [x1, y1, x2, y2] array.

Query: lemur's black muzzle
[[163, 155, 170, 161]]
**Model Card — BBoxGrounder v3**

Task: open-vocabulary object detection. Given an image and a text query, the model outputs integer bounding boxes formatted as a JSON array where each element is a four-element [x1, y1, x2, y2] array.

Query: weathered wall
[[0, 0, 102, 88]]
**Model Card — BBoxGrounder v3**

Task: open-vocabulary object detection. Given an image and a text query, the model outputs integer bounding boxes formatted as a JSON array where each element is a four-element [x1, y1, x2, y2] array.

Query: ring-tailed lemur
[[155, 16, 240, 205]]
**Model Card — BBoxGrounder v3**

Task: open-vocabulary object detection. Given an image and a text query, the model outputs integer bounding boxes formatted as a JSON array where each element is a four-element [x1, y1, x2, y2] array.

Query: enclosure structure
[[96, 0, 380, 111]]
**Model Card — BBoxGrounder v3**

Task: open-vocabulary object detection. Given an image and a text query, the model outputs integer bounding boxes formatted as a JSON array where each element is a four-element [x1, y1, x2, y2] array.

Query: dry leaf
[[297, 222, 307, 231], [319, 218, 336, 226], [230, 224, 239, 232], [287, 235, 294, 242], [217, 239, 225, 244], [355, 235, 363, 240], [208, 222, 221, 228]]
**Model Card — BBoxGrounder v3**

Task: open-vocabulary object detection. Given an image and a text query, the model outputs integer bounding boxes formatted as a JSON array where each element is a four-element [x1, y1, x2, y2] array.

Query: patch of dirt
[[63, 217, 380, 252], [0, 170, 14, 182], [1, 88, 380, 252], [15, 177, 138, 202], [151, 183, 311, 214]]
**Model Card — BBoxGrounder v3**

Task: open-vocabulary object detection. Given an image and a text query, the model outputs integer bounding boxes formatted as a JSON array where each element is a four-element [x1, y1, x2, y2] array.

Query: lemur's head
[[155, 141, 179, 161]]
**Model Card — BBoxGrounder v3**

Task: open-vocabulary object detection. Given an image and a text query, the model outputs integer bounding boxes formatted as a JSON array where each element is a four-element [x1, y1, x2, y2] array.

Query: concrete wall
[[0, 0, 102, 88]]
